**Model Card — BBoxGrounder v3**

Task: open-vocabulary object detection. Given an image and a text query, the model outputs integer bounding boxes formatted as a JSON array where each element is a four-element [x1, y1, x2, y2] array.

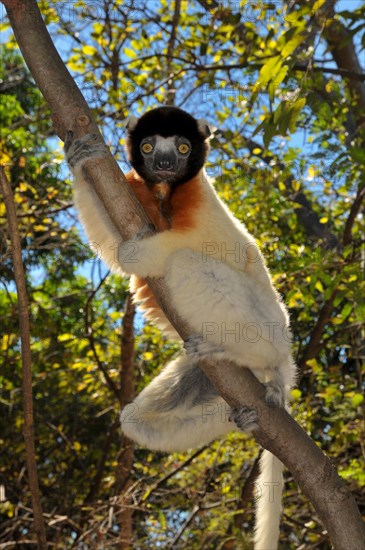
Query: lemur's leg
[[120, 355, 238, 452], [165, 249, 292, 407]]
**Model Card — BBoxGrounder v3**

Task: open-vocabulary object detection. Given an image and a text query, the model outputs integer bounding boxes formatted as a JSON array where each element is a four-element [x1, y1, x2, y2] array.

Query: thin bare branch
[[84, 273, 121, 401], [343, 183, 365, 246], [165, 0, 181, 105], [298, 289, 339, 372], [234, 453, 261, 529], [168, 504, 200, 549], [0, 166, 47, 548], [141, 446, 208, 502]]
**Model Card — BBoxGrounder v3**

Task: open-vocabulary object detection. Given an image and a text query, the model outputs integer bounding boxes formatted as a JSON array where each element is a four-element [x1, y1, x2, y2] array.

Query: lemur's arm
[[119, 230, 197, 278], [65, 133, 126, 274], [66, 132, 200, 278]]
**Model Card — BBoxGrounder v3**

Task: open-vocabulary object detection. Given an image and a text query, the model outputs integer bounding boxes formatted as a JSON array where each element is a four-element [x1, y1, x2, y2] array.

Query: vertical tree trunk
[[115, 294, 136, 549], [0, 167, 47, 548]]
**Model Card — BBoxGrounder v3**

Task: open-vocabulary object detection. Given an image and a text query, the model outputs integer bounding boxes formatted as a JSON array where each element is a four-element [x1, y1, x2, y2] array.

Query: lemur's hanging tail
[[254, 449, 284, 550]]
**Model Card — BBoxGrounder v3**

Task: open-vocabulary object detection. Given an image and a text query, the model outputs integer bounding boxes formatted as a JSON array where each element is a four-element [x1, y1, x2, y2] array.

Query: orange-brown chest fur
[[125, 170, 202, 231], [125, 170, 203, 325]]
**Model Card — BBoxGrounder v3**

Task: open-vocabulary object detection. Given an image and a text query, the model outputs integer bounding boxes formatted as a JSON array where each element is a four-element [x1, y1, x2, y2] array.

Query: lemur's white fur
[[67, 120, 296, 550]]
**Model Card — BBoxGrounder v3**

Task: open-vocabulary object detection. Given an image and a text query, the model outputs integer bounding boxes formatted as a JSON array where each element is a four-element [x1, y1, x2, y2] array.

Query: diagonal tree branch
[[343, 183, 365, 246], [320, 0, 365, 115]]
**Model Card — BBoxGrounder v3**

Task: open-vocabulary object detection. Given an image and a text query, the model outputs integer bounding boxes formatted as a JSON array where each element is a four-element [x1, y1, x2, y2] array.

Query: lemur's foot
[[229, 406, 259, 432], [64, 130, 75, 153], [65, 132, 108, 167], [264, 381, 285, 407], [184, 335, 224, 359], [134, 224, 156, 241]]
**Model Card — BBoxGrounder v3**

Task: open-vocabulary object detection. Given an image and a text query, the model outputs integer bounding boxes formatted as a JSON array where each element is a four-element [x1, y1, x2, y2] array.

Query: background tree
[[0, 1, 364, 548]]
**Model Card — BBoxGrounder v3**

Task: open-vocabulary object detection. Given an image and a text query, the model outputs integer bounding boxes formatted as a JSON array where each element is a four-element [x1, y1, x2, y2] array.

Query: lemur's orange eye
[[178, 143, 190, 154], [141, 143, 153, 153]]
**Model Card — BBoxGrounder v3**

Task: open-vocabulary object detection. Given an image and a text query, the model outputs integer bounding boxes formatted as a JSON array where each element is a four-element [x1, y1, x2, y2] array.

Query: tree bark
[[320, 0, 365, 116], [0, 166, 47, 549], [115, 294, 136, 550]]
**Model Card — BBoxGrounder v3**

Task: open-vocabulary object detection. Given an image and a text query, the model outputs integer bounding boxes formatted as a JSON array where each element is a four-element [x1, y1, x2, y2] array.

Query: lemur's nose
[[156, 157, 173, 170]]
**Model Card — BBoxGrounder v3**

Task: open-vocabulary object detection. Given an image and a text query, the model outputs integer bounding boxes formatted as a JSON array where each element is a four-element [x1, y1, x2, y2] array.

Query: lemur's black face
[[126, 107, 211, 190]]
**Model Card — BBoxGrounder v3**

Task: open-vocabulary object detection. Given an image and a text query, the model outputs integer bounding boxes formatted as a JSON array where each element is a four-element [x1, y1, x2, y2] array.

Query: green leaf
[[82, 45, 97, 56], [124, 48, 137, 59], [273, 101, 285, 124], [272, 65, 289, 94], [315, 280, 324, 293], [340, 303, 353, 319], [288, 97, 306, 132], [351, 394, 364, 407], [278, 103, 294, 135], [281, 34, 305, 57], [263, 120, 277, 148], [258, 55, 282, 86], [311, 0, 327, 14], [291, 388, 302, 400]]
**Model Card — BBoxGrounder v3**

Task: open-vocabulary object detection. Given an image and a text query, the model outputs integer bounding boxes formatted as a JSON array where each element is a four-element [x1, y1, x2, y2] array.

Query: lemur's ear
[[125, 116, 139, 133], [197, 118, 216, 139]]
